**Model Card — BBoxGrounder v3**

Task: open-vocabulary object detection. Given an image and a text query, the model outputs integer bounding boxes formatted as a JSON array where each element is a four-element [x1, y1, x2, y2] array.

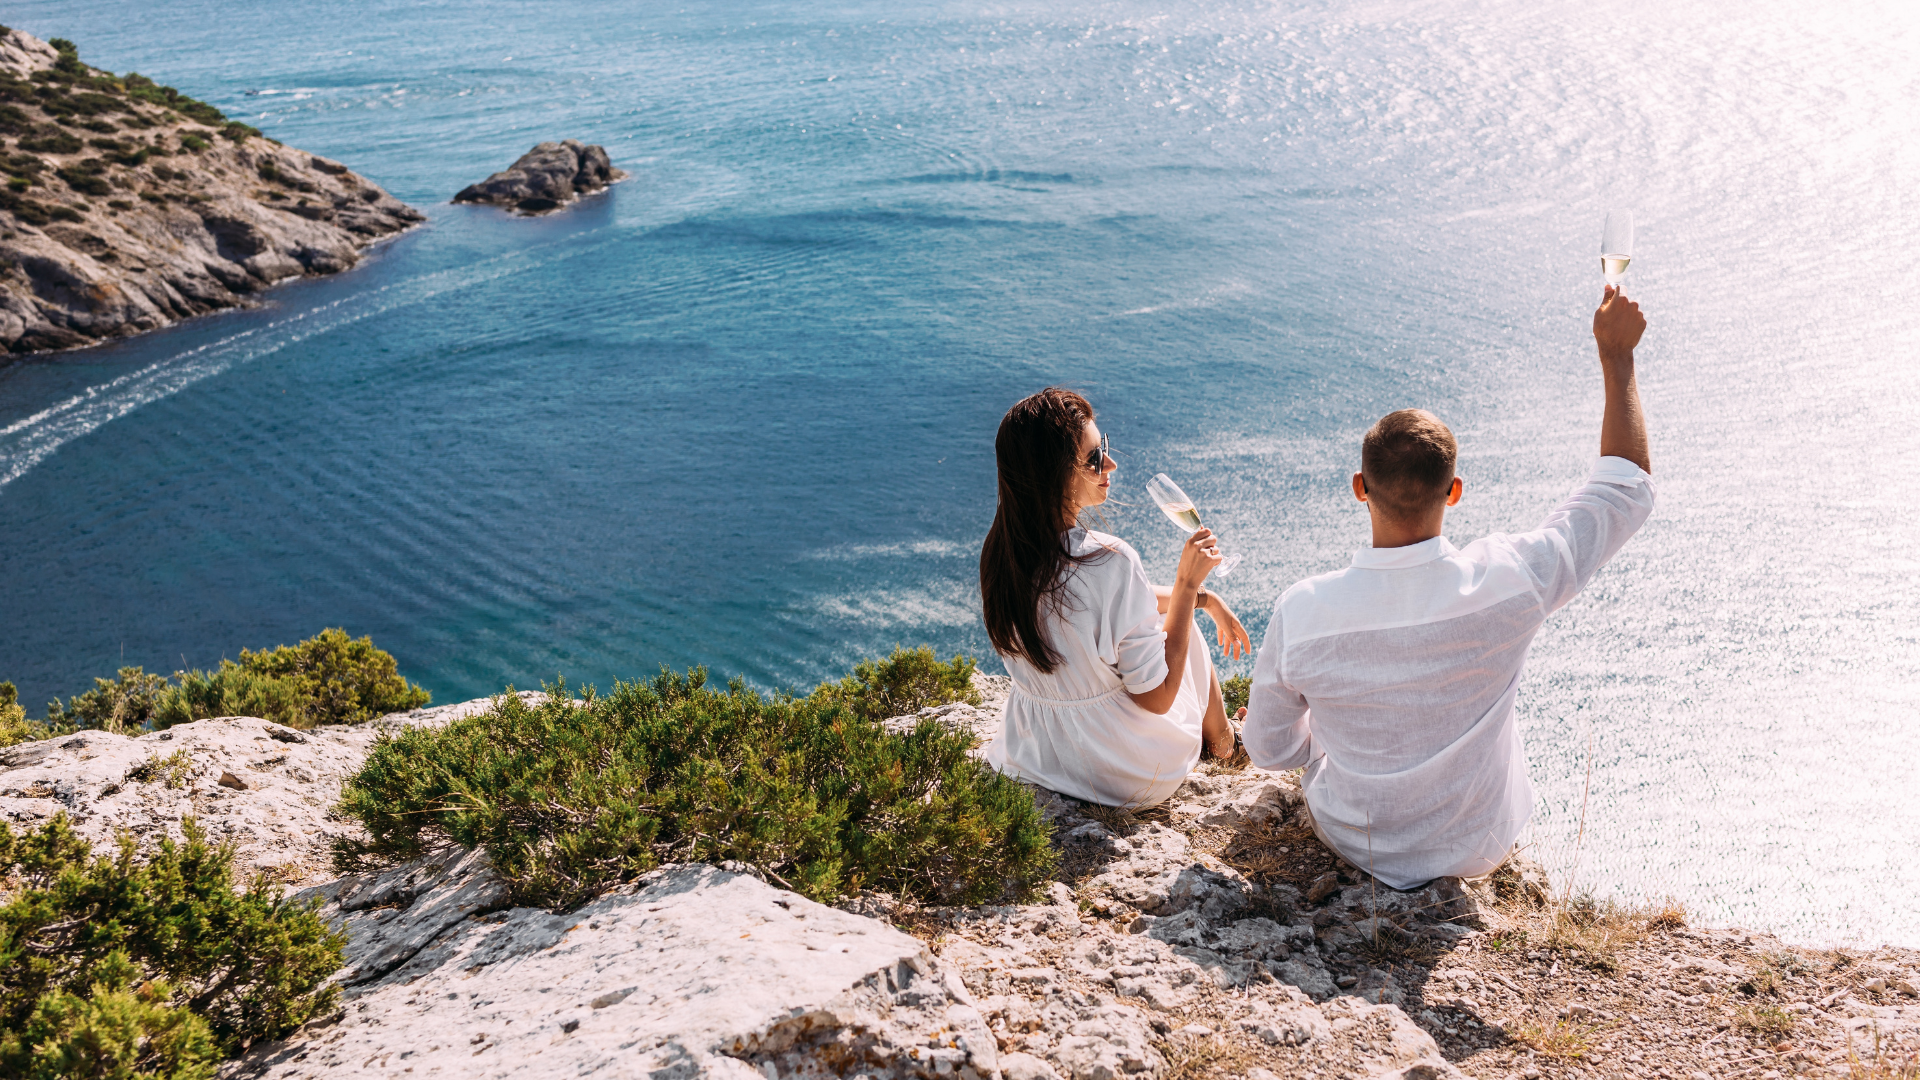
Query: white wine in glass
[[1601, 210, 1634, 288], [1145, 472, 1241, 576]]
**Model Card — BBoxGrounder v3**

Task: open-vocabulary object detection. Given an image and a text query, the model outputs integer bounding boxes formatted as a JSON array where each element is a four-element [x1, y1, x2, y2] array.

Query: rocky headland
[[4, 676, 1916, 1079], [0, 28, 421, 354], [451, 139, 625, 214]]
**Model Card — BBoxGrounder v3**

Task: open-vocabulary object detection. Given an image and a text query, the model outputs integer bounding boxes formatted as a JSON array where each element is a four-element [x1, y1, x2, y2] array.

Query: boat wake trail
[[0, 236, 607, 493]]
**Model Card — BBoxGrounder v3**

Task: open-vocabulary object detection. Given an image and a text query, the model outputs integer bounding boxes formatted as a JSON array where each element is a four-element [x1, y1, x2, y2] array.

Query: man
[[1241, 287, 1653, 889]]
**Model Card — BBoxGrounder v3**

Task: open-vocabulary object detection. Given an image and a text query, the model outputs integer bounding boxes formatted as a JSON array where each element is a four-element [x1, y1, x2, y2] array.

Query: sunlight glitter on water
[[0, 0, 1915, 945]]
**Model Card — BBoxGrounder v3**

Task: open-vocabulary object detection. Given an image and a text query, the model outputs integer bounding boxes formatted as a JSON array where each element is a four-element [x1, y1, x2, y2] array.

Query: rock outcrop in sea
[[0, 29, 423, 354], [451, 139, 625, 214]]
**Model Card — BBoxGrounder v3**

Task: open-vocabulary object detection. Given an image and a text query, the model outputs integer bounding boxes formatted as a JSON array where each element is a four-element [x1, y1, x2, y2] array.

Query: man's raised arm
[[1594, 285, 1650, 473]]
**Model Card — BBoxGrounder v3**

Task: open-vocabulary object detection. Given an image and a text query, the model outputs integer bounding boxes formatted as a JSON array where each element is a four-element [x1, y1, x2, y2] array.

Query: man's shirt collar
[[1351, 535, 1456, 569]]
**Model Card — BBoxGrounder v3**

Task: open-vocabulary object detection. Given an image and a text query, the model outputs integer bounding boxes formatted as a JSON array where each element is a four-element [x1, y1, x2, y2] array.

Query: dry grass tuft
[[1155, 1033, 1257, 1080], [1532, 892, 1685, 971], [1736, 1004, 1797, 1039], [1646, 898, 1688, 931], [1740, 965, 1783, 997], [1509, 1014, 1607, 1059], [1218, 817, 1317, 884]]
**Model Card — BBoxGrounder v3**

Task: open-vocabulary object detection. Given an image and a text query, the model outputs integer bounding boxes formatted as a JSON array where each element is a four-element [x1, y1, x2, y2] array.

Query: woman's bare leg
[[1201, 668, 1234, 758]]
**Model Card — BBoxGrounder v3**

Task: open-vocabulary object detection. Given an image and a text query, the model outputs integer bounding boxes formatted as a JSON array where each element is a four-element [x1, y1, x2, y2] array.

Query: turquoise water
[[2, 0, 1915, 945]]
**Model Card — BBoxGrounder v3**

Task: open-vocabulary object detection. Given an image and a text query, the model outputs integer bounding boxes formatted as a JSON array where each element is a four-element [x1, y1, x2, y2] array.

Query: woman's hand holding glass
[[1175, 527, 1223, 593]]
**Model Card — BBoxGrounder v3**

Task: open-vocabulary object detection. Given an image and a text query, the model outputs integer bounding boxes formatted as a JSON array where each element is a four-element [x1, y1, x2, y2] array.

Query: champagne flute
[[1145, 472, 1242, 576], [1601, 210, 1634, 288]]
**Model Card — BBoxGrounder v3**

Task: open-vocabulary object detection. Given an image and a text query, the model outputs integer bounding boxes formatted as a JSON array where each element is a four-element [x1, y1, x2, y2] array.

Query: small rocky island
[[0, 29, 423, 355], [451, 139, 624, 215]]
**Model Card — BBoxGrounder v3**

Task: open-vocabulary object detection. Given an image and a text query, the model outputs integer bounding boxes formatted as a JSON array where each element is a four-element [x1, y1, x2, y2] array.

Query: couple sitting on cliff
[[977, 288, 1653, 889]]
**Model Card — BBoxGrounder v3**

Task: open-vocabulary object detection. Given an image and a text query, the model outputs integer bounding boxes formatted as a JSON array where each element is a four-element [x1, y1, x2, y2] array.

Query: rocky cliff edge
[[4, 679, 1917, 1078], [0, 27, 422, 354]]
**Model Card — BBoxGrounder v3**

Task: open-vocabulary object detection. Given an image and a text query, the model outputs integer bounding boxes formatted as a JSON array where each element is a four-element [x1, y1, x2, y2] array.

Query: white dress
[[985, 528, 1212, 808]]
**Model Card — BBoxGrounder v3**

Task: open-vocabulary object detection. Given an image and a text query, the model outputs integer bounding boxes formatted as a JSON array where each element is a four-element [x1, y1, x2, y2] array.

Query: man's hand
[[1200, 590, 1253, 661], [1594, 286, 1651, 472], [1594, 286, 1646, 365]]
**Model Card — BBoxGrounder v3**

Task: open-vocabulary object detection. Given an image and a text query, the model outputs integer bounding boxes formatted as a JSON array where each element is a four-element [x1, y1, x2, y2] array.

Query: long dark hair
[[980, 387, 1101, 673]]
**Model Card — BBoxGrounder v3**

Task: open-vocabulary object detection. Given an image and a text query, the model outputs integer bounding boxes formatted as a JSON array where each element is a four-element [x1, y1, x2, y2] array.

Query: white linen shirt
[[986, 528, 1211, 808], [1243, 457, 1656, 888]]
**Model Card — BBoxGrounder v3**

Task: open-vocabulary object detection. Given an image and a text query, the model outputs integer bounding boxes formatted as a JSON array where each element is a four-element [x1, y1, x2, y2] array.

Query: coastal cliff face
[[0, 28, 422, 354], [4, 684, 1919, 1077]]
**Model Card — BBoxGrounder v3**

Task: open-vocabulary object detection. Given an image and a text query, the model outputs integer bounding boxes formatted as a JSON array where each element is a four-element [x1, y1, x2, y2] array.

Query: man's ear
[[1352, 472, 1368, 503], [1445, 476, 1463, 507]]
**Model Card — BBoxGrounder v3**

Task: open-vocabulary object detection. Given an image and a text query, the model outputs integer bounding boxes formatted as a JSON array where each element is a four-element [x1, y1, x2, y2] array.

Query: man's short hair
[[1361, 409, 1457, 521]]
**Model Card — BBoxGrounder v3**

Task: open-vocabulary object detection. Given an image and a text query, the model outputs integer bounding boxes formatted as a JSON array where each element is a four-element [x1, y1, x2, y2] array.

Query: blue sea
[[2, 0, 1915, 946]]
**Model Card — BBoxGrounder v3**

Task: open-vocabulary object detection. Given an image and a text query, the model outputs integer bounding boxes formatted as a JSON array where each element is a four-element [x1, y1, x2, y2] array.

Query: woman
[[980, 387, 1252, 808]]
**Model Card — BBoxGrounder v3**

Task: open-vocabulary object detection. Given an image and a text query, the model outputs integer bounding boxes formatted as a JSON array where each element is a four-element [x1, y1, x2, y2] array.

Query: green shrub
[[334, 664, 1054, 911], [0, 815, 344, 1077], [1222, 674, 1250, 715], [46, 667, 167, 734], [178, 133, 209, 152], [0, 682, 39, 748], [18, 130, 81, 154], [813, 646, 981, 722], [153, 663, 305, 731], [56, 163, 112, 196], [48, 629, 429, 734], [126, 750, 196, 789], [224, 628, 429, 728], [0, 188, 52, 225], [218, 121, 259, 143], [8, 973, 219, 1080], [120, 74, 227, 127]]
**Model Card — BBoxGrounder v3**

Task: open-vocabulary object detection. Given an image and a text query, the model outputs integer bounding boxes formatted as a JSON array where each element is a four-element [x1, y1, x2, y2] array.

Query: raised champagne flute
[[1601, 210, 1634, 289], [1145, 472, 1241, 576]]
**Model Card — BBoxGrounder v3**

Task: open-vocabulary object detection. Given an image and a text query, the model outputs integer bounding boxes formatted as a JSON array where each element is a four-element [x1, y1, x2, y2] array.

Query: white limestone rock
[[233, 863, 999, 1080], [0, 695, 533, 887]]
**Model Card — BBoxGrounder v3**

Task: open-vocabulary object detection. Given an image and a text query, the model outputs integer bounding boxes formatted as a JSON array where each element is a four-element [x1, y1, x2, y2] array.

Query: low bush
[[334, 659, 1053, 912], [1222, 674, 1251, 715], [0, 815, 344, 1079], [17, 130, 81, 154], [0, 682, 50, 748], [45, 629, 429, 734], [812, 645, 981, 721], [45, 666, 167, 734], [56, 162, 112, 196], [221, 627, 430, 727], [0, 188, 53, 225]]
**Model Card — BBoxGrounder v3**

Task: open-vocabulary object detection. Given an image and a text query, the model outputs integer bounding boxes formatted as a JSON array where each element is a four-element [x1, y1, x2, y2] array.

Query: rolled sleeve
[[1510, 457, 1657, 613], [1108, 550, 1170, 694], [1242, 597, 1313, 770]]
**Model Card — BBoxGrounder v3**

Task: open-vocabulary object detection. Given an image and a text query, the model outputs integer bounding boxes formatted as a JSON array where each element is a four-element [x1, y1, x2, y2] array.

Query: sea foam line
[[0, 233, 611, 493]]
